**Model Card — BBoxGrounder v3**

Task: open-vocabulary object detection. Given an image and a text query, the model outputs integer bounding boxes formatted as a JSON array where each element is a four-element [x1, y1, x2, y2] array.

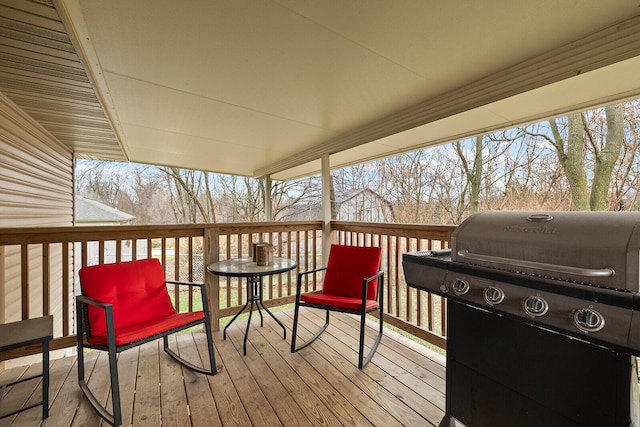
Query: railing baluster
[[132, 238, 137, 260], [21, 244, 29, 319], [287, 231, 294, 293], [276, 231, 283, 298], [81, 241, 88, 268], [174, 237, 180, 307], [43, 243, 50, 316], [267, 232, 273, 300], [188, 237, 194, 311], [62, 242, 70, 336], [115, 239, 122, 262], [161, 238, 167, 273], [97, 241, 103, 264]]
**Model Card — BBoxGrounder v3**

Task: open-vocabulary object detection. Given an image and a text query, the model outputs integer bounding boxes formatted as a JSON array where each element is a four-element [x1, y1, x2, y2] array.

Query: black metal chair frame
[[76, 280, 216, 427], [291, 267, 384, 369]]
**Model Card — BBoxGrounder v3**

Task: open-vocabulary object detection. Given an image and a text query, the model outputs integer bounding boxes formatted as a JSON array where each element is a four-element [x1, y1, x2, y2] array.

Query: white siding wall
[[0, 93, 73, 365]]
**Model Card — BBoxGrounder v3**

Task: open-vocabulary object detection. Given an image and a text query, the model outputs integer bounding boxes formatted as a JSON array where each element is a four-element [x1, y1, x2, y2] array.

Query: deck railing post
[[204, 226, 221, 331]]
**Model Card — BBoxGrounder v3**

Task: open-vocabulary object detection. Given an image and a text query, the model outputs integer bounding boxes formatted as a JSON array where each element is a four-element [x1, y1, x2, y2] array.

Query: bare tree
[[271, 176, 321, 220], [159, 167, 212, 223], [376, 151, 440, 223], [545, 104, 625, 210], [611, 101, 640, 210], [75, 160, 127, 208], [128, 166, 167, 224], [454, 136, 483, 215]]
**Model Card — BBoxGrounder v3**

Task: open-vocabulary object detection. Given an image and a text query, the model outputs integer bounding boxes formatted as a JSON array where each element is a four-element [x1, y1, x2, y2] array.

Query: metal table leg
[[255, 278, 287, 340], [223, 275, 287, 355]]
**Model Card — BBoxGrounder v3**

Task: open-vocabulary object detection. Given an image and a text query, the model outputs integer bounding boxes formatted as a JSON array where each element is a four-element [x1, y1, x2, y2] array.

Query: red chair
[[291, 244, 384, 369], [76, 258, 216, 426]]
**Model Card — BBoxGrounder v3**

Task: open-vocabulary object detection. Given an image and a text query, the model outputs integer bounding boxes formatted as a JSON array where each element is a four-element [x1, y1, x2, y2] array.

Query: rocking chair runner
[[76, 258, 217, 426], [291, 244, 384, 369]]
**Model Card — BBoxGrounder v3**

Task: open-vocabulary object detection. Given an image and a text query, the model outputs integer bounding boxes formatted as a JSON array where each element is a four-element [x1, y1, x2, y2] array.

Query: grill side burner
[[402, 211, 640, 427]]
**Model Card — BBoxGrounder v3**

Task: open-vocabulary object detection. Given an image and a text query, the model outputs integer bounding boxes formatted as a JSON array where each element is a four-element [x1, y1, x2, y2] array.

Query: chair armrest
[[298, 267, 328, 276], [363, 270, 384, 284], [76, 295, 116, 346], [166, 280, 204, 290], [77, 294, 112, 310], [362, 270, 385, 302], [165, 281, 211, 318], [296, 267, 327, 292]]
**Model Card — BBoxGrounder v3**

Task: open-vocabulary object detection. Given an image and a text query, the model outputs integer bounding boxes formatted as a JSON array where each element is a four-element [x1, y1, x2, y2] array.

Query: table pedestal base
[[223, 275, 286, 355]]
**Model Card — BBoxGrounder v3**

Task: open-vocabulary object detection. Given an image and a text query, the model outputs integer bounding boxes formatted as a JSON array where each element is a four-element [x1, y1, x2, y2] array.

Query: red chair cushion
[[79, 259, 187, 344], [321, 244, 382, 300], [87, 311, 204, 346], [301, 292, 379, 311]]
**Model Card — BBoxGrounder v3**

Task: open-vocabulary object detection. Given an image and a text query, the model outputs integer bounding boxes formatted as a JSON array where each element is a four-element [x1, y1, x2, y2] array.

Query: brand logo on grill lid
[[504, 225, 559, 234]]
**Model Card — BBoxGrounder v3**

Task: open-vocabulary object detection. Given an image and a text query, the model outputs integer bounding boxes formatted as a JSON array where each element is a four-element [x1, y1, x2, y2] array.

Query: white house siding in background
[[75, 195, 139, 265], [336, 189, 394, 222], [0, 93, 73, 366], [282, 188, 395, 222]]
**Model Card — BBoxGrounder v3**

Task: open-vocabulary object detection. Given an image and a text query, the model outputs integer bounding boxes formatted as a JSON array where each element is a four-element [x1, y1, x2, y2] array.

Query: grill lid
[[451, 211, 640, 292]]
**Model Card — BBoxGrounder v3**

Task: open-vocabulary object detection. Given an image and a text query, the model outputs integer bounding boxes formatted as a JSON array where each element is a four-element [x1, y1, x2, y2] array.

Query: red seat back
[[79, 258, 176, 337], [322, 245, 382, 300]]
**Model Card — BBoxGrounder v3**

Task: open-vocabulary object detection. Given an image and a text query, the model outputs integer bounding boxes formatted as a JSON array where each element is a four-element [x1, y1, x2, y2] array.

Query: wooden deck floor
[[0, 308, 446, 426]]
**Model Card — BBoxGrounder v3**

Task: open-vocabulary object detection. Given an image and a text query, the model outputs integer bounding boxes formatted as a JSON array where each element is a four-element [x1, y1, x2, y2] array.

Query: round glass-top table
[[207, 257, 296, 355]]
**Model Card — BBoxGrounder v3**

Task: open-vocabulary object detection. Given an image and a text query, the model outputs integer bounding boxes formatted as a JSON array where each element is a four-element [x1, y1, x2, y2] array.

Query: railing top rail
[[331, 221, 457, 239], [0, 221, 323, 245]]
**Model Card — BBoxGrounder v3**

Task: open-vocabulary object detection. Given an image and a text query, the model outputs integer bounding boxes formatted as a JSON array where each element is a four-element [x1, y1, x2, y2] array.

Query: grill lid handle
[[456, 250, 615, 278], [527, 213, 553, 222]]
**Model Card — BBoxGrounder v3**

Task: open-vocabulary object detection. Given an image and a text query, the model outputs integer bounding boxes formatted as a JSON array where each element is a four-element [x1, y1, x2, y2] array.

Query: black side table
[[207, 257, 296, 355], [0, 315, 53, 420]]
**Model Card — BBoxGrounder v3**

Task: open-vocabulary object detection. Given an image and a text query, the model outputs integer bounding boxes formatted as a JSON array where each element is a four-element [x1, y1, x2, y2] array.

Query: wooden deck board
[[176, 334, 220, 427], [192, 335, 251, 427], [215, 329, 283, 427], [225, 323, 319, 427], [314, 310, 446, 424], [0, 309, 446, 426], [289, 309, 442, 426], [159, 335, 191, 427], [248, 314, 376, 427]]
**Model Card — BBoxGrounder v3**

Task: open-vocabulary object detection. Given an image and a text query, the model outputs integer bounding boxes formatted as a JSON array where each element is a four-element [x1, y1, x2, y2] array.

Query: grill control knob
[[523, 296, 548, 317], [483, 286, 504, 305], [573, 308, 605, 333], [452, 279, 470, 295]]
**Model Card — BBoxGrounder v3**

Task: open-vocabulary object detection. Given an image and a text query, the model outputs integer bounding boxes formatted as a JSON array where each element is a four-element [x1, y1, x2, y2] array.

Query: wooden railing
[[0, 221, 455, 361]]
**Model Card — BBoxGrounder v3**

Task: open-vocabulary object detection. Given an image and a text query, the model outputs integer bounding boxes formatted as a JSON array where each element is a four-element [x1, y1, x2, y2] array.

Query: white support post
[[265, 174, 273, 221], [321, 154, 332, 266]]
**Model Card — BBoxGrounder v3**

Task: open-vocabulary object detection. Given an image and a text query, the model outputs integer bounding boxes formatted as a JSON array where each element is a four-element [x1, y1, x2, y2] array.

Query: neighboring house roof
[[75, 196, 135, 224]]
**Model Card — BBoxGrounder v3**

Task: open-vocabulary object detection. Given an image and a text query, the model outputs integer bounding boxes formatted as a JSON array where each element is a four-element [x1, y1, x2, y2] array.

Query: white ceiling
[[32, 1, 640, 179]]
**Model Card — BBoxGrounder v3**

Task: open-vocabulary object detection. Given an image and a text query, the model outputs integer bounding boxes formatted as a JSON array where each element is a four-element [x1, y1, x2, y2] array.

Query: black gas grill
[[403, 211, 640, 427]]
